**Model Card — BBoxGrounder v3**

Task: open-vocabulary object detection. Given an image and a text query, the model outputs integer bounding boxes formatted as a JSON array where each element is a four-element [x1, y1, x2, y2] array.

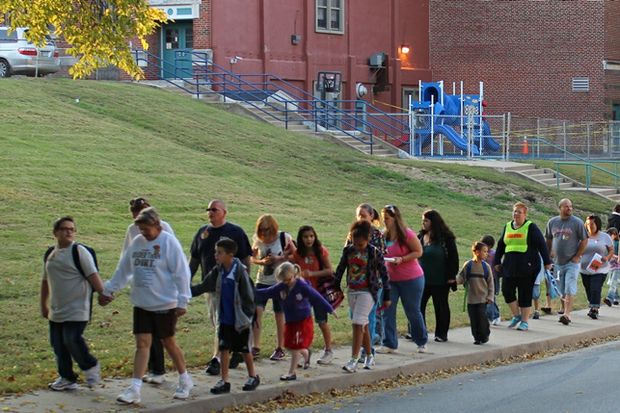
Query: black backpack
[[44, 243, 99, 278], [44, 243, 99, 320]]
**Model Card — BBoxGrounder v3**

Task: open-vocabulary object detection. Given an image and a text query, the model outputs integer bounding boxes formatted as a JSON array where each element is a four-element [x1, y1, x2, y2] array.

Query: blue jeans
[[49, 321, 98, 382], [368, 287, 383, 346], [555, 262, 580, 296], [383, 277, 427, 348], [581, 273, 606, 309], [486, 300, 500, 321], [606, 270, 620, 301]]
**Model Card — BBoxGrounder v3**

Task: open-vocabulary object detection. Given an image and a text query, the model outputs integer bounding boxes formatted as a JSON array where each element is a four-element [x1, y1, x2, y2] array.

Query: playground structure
[[409, 81, 501, 157]]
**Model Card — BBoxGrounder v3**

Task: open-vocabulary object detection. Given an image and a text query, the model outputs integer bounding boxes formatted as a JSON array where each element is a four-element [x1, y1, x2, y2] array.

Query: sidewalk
[[3, 306, 620, 413]]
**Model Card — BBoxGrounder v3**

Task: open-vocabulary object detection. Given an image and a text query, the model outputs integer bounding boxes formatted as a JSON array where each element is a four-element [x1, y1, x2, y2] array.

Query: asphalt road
[[283, 340, 620, 413]]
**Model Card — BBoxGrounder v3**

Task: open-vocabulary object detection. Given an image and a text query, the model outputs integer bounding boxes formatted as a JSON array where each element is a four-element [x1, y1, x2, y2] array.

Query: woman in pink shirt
[[378, 205, 428, 353]]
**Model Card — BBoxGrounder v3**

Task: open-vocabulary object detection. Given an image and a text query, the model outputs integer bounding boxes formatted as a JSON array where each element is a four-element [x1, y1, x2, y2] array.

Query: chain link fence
[[405, 111, 620, 161]]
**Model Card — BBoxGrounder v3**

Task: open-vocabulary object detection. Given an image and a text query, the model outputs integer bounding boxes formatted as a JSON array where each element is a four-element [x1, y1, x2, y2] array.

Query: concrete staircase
[[235, 102, 401, 158], [504, 163, 620, 202]]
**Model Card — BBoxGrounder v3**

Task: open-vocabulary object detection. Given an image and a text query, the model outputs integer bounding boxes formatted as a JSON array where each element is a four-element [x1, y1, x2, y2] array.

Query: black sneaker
[[588, 308, 599, 320], [205, 357, 220, 376], [229, 352, 243, 369], [242, 375, 260, 391], [604, 298, 613, 307], [210, 379, 230, 394]]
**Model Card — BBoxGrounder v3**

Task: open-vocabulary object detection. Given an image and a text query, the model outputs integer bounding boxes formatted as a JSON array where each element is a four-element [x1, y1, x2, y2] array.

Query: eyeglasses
[[206, 208, 220, 212]]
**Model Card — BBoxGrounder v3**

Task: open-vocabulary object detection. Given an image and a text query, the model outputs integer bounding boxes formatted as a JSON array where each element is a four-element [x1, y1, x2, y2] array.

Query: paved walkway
[[3, 306, 620, 413]]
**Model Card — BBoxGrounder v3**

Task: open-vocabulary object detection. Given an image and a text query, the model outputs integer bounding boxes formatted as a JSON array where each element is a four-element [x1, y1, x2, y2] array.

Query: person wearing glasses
[[378, 205, 428, 353], [189, 199, 253, 376], [122, 197, 175, 385], [250, 214, 296, 361], [40, 216, 104, 391]]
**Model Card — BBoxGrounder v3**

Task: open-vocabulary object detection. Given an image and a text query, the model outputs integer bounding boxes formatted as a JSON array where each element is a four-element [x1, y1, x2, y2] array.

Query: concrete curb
[[4, 307, 620, 413], [148, 311, 620, 413]]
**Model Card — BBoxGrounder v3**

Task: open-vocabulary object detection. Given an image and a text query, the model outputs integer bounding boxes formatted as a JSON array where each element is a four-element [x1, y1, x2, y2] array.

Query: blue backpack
[[462, 260, 491, 311]]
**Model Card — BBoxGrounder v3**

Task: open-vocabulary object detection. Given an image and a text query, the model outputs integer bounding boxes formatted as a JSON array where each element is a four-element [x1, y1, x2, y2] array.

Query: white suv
[[0, 27, 60, 77]]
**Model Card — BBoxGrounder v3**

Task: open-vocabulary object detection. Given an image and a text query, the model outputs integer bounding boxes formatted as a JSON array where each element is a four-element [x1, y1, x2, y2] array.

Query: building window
[[572, 77, 589, 92], [316, 0, 344, 34]]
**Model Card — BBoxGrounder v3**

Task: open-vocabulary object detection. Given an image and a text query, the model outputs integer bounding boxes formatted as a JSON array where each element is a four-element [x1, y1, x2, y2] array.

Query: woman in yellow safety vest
[[493, 202, 552, 331]]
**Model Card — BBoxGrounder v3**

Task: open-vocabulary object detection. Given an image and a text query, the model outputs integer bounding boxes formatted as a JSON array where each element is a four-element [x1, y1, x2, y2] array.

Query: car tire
[[0, 59, 11, 78]]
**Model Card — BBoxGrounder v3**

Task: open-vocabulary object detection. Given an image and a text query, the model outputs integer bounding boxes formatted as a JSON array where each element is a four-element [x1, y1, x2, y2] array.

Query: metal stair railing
[[138, 49, 413, 155], [172, 52, 383, 152], [554, 160, 620, 191], [256, 72, 411, 146], [169, 51, 414, 154], [135, 49, 287, 125]]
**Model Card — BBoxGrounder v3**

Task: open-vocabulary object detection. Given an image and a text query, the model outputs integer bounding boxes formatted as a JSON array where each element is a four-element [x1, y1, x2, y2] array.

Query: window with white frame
[[316, 0, 344, 34]]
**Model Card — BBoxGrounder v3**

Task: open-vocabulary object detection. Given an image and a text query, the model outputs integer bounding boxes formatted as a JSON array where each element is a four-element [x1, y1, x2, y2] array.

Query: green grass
[[0, 78, 612, 394]]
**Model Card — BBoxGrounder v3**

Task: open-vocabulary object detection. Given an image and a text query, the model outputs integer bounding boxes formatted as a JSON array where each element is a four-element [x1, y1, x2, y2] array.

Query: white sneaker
[[84, 363, 100, 387], [417, 345, 428, 353], [142, 372, 165, 384], [491, 317, 501, 326], [363, 354, 375, 370], [317, 349, 334, 365], [173, 375, 193, 400], [117, 386, 141, 404], [342, 358, 358, 373], [375, 346, 398, 354], [48, 377, 78, 391]]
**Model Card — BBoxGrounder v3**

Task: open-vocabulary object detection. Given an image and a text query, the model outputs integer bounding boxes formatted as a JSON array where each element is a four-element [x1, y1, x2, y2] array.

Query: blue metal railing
[[134, 49, 414, 155], [554, 160, 620, 191]]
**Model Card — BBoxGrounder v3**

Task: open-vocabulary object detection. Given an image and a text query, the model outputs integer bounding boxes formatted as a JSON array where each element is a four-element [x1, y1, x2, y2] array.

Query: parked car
[[0, 27, 60, 77]]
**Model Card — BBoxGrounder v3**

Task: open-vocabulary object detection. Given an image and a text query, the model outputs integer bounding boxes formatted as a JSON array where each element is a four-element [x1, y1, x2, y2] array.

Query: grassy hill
[[0, 78, 611, 393]]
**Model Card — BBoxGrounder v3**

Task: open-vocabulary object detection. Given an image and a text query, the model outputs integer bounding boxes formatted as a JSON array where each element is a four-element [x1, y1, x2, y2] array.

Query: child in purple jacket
[[256, 262, 335, 381]]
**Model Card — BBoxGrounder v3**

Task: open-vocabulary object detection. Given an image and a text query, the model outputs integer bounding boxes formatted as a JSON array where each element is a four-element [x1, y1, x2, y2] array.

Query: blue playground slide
[[482, 121, 500, 152], [414, 124, 481, 156], [435, 124, 481, 155]]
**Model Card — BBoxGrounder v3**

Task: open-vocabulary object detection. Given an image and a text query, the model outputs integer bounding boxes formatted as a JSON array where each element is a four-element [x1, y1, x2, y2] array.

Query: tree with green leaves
[[0, 0, 166, 78]]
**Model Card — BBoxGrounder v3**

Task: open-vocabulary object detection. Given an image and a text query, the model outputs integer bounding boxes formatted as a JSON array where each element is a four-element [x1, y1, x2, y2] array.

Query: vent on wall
[[572, 77, 590, 92]]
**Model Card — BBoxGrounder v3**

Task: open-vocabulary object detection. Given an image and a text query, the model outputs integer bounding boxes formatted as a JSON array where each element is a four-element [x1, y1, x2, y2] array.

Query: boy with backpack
[[40, 216, 104, 390], [191, 237, 260, 394], [457, 241, 494, 345]]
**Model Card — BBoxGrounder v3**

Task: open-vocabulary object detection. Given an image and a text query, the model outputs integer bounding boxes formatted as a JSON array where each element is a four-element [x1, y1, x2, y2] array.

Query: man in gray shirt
[[545, 198, 588, 325], [40, 216, 105, 390]]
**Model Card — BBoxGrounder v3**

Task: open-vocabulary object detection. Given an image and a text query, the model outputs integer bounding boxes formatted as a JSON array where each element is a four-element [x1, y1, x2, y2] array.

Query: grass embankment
[[0, 78, 612, 394]]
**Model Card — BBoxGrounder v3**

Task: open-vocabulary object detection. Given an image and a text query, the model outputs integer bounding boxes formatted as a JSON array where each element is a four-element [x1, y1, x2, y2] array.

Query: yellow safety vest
[[504, 221, 532, 253]]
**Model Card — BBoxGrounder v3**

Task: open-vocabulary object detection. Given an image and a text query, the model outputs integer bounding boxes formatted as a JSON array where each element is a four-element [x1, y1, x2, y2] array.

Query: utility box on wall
[[369, 52, 386, 68]]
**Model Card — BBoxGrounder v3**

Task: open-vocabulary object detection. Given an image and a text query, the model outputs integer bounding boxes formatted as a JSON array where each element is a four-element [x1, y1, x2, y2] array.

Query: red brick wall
[[430, 0, 608, 121], [209, 0, 431, 111], [604, 1, 620, 113], [194, 0, 211, 49]]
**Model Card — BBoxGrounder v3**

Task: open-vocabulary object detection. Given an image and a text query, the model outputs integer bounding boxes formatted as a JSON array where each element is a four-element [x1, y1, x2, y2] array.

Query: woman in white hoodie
[[101, 207, 192, 405]]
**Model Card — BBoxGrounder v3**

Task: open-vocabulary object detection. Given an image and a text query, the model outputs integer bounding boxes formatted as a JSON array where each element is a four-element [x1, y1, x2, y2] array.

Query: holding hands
[[98, 293, 114, 306]]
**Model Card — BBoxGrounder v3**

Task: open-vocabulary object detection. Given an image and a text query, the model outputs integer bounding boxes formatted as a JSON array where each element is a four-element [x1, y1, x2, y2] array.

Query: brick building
[[429, 1, 620, 122], [139, 0, 431, 111]]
